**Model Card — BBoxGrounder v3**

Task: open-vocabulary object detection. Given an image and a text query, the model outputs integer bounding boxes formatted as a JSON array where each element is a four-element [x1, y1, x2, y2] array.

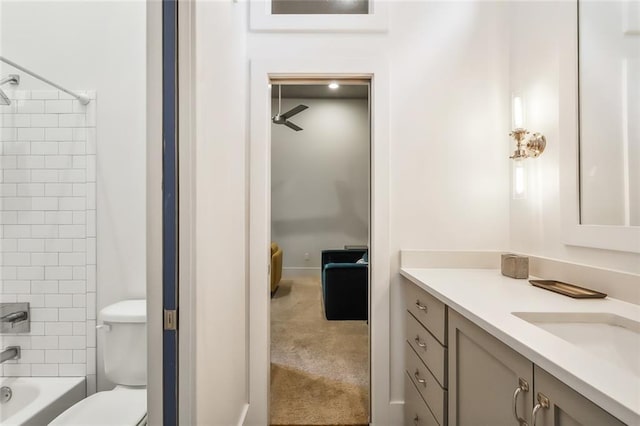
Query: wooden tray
[[529, 280, 607, 299]]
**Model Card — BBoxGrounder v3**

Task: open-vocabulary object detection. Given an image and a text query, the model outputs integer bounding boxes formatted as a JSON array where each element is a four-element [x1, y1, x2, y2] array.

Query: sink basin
[[512, 312, 640, 377]]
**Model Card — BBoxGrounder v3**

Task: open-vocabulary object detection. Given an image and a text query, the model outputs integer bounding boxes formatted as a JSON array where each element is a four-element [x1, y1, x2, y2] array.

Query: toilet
[[50, 299, 147, 426]]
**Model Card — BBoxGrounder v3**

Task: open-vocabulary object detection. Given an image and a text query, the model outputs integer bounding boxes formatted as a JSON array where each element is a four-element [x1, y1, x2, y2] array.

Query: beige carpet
[[270, 276, 369, 425]]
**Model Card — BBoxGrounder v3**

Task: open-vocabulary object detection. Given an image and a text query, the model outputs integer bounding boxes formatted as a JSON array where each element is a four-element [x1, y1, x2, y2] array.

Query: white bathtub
[[0, 377, 85, 426]]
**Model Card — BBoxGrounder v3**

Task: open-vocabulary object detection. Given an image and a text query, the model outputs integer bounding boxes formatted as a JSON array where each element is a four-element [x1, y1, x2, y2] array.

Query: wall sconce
[[509, 95, 546, 198]]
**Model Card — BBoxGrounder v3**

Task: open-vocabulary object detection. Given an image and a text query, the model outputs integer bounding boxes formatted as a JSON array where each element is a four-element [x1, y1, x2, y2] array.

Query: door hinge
[[164, 309, 177, 331]]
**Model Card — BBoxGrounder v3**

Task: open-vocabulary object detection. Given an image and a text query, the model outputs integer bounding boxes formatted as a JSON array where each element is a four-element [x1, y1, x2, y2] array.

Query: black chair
[[321, 249, 368, 320]]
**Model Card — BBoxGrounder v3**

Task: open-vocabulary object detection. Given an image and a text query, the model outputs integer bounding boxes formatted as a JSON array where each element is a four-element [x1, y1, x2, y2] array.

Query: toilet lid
[[49, 387, 146, 426]]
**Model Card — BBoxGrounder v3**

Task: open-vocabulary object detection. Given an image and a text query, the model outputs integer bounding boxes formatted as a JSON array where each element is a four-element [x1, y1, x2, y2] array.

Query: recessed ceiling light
[[328, 82, 340, 90]]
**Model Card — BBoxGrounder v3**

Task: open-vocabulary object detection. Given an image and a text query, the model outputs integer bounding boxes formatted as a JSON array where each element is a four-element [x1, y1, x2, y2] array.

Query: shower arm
[[0, 56, 91, 105]]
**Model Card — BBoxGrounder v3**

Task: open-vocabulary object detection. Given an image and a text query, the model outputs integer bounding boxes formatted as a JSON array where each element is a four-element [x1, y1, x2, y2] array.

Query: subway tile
[[0, 155, 17, 168], [86, 293, 96, 320], [45, 239, 73, 252], [72, 321, 86, 335], [86, 374, 97, 395], [0, 294, 18, 303], [45, 211, 73, 224], [31, 364, 58, 376], [46, 294, 73, 308], [16, 266, 44, 280], [1, 127, 17, 140], [59, 224, 85, 238], [31, 336, 59, 350], [32, 197, 59, 211], [59, 198, 86, 211], [2, 141, 30, 155], [86, 349, 96, 372], [2, 280, 30, 293], [45, 128, 73, 141], [72, 156, 86, 169], [20, 349, 45, 363], [60, 252, 85, 266], [72, 349, 86, 364], [17, 155, 45, 169], [4, 224, 31, 237], [58, 335, 85, 349], [45, 322, 73, 336], [72, 267, 86, 280], [3, 252, 30, 266], [17, 183, 45, 197], [45, 183, 73, 197], [87, 238, 96, 265], [87, 211, 96, 237], [16, 100, 45, 114], [3, 169, 30, 183], [17, 128, 45, 141], [58, 114, 86, 127], [17, 210, 45, 224], [59, 308, 86, 322], [31, 141, 58, 155], [72, 239, 86, 252], [18, 239, 45, 252], [45, 100, 73, 114], [59, 141, 85, 155], [31, 169, 59, 183], [45, 349, 73, 363], [72, 211, 86, 225], [58, 169, 85, 183], [86, 128, 96, 155], [87, 156, 96, 182], [31, 252, 59, 266], [1, 114, 29, 127], [31, 224, 59, 238], [73, 294, 86, 308], [86, 320, 96, 348], [17, 295, 46, 309], [72, 128, 86, 141], [45, 266, 73, 280], [59, 281, 86, 294], [31, 281, 59, 294], [0, 183, 17, 196], [0, 237, 18, 251], [45, 155, 72, 169], [87, 266, 96, 292], [3, 363, 31, 377], [59, 363, 85, 377], [30, 308, 58, 322], [30, 114, 59, 128]]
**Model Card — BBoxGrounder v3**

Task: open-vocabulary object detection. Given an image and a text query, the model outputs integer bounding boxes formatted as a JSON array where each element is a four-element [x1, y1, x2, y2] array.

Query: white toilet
[[50, 299, 147, 426]]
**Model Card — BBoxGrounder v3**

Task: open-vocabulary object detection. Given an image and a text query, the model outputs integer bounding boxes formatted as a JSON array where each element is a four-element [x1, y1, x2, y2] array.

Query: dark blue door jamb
[[162, 0, 178, 425]]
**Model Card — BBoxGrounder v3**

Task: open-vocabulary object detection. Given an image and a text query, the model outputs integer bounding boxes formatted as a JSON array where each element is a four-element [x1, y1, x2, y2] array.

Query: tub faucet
[[1, 310, 28, 326], [0, 346, 20, 364]]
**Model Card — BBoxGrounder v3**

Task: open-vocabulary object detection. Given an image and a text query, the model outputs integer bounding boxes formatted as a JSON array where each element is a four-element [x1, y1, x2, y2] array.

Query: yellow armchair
[[270, 243, 283, 293]]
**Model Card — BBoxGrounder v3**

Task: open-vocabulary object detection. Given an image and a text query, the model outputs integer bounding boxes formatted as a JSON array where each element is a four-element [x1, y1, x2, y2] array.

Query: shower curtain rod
[[0, 56, 91, 105]]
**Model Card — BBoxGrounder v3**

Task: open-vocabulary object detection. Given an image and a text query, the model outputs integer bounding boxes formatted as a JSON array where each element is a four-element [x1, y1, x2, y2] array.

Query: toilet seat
[[49, 386, 146, 426]]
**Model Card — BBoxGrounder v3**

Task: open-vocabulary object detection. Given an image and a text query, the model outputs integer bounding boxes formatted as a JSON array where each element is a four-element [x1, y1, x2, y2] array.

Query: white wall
[[195, 1, 510, 422], [271, 97, 369, 270], [1, 0, 146, 390], [508, 1, 640, 274]]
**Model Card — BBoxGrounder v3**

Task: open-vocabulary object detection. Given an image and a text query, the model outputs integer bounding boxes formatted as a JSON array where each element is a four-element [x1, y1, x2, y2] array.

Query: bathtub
[[0, 377, 85, 426]]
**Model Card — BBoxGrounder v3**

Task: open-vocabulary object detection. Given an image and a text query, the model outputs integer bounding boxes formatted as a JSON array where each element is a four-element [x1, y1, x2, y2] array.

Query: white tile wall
[[0, 89, 97, 393]]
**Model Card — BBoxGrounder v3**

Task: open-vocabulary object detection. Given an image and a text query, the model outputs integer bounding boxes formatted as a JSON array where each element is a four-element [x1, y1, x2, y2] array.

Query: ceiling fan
[[272, 84, 308, 131]]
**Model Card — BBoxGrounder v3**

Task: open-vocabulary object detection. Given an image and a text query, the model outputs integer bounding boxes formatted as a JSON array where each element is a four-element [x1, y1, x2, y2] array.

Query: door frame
[[246, 58, 390, 425]]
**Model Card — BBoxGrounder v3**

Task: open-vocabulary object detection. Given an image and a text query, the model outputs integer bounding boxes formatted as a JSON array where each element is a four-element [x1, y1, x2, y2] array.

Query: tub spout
[[0, 346, 20, 364]]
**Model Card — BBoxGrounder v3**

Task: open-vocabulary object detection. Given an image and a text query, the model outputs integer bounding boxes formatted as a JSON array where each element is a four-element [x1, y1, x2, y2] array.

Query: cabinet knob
[[413, 414, 420, 425]]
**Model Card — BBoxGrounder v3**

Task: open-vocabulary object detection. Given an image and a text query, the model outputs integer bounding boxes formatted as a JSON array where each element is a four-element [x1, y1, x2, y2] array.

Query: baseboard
[[282, 267, 321, 279], [388, 400, 404, 426]]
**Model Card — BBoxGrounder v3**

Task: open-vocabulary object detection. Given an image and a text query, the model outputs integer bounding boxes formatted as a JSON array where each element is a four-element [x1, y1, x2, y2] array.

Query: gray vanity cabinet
[[448, 309, 533, 426], [532, 366, 625, 426]]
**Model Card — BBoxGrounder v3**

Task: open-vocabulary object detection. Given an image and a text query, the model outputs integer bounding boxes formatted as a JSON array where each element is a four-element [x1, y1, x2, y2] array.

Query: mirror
[[578, 0, 640, 226]]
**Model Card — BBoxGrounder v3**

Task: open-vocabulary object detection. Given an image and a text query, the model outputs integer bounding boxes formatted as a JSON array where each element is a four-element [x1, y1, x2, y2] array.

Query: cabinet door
[[532, 366, 625, 426], [448, 309, 533, 426]]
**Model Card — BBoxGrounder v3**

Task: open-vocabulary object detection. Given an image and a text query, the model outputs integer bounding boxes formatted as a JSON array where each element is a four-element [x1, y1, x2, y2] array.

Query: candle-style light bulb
[[513, 158, 526, 199], [513, 95, 524, 129]]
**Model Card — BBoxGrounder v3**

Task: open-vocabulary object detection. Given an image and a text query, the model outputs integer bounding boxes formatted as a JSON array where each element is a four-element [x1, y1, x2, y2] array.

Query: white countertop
[[400, 267, 640, 425]]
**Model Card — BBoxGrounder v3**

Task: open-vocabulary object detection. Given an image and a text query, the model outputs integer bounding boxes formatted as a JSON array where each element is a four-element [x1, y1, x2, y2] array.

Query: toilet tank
[[99, 299, 146, 386]]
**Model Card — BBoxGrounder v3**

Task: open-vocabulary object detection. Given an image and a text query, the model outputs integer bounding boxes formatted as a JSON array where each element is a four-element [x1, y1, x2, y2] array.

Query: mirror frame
[[249, 0, 388, 32], [560, 1, 640, 253]]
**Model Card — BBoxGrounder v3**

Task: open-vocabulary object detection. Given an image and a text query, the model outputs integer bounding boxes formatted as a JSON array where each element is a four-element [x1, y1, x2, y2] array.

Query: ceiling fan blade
[[281, 104, 308, 119], [284, 121, 303, 131]]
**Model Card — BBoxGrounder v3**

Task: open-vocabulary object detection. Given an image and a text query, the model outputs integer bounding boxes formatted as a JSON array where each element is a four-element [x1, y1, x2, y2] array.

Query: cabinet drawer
[[406, 312, 447, 388], [405, 372, 440, 426], [406, 343, 447, 426], [405, 281, 447, 345]]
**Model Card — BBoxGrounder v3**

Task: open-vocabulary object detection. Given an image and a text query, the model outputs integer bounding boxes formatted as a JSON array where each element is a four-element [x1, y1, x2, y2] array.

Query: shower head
[[0, 74, 20, 106]]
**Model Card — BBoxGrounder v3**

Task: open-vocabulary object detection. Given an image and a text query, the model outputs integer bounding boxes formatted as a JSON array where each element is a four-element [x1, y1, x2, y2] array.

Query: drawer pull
[[512, 377, 530, 426], [413, 415, 420, 425], [532, 392, 550, 426], [413, 370, 426, 386], [415, 300, 428, 312], [414, 336, 427, 349]]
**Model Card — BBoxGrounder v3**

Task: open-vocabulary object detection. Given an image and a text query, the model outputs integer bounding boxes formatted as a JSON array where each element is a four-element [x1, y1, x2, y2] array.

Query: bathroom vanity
[[400, 266, 640, 426]]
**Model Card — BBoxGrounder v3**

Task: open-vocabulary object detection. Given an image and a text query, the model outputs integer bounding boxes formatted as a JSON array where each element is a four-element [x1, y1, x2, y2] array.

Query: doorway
[[268, 81, 371, 424]]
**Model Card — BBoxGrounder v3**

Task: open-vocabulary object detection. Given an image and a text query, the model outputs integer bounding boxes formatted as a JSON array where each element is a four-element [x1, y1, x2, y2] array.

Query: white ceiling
[[271, 84, 368, 100]]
